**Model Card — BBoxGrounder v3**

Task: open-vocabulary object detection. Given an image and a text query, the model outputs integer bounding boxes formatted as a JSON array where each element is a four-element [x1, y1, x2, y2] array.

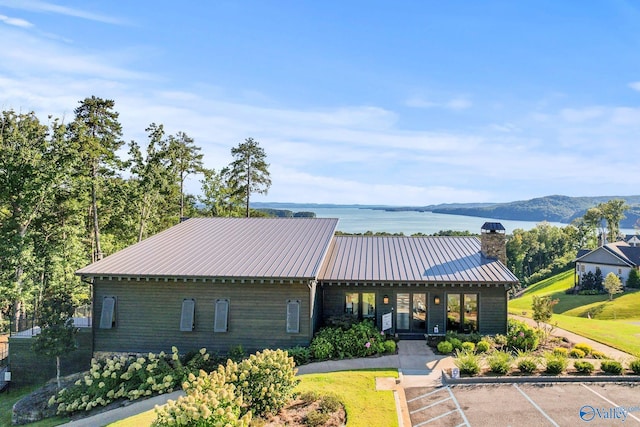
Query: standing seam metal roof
[[76, 217, 339, 279], [317, 235, 518, 283]]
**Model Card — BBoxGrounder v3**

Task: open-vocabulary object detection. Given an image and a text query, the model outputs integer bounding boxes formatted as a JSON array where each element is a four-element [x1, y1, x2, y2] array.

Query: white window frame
[[180, 298, 195, 332], [214, 298, 229, 333]]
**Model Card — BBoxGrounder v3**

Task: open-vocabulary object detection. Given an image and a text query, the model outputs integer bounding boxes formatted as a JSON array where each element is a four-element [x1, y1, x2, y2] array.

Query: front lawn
[[108, 369, 399, 427]]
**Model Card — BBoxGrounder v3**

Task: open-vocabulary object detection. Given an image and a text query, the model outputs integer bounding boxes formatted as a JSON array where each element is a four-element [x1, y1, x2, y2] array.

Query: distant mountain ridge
[[254, 195, 640, 228], [429, 195, 640, 228]]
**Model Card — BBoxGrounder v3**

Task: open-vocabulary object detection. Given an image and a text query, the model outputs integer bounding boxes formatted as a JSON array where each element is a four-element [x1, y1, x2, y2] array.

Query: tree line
[[507, 199, 630, 285], [0, 96, 271, 332]]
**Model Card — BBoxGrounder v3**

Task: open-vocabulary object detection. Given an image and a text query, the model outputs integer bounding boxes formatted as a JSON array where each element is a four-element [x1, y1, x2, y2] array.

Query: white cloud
[[405, 95, 471, 111], [629, 81, 640, 92], [0, 0, 126, 25], [0, 14, 33, 28]]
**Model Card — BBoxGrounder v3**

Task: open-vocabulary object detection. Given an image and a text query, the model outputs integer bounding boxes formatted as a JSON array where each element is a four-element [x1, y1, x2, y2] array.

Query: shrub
[[493, 334, 508, 349], [298, 390, 320, 403], [487, 350, 512, 375], [552, 347, 569, 357], [629, 358, 640, 374], [51, 346, 189, 414], [309, 336, 334, 360], [231, 348, 299, 417], [461, 342, 476, 352], [153, 368, 251, 426], [544, 353, 568, 375], [447, 337, 463, 351], [516, 352, 539, 374], [310, 320, 392, 360], [574, 360, 595, 374], [454, 350, 481, 376], [383, 340, 397, 354], [569, 348, 586, 359], [507, 320, 539, 351], [319, 394, 342, 413], [476, 340, 491, 353], [437, 341, 454, 354], [285, 346, 311, 366], [573, 343, 593, 355], [305, 410, 330, 427], [600, 360, 623, 375], [228, 345, 246, 362], [591, 350, 609, 359]]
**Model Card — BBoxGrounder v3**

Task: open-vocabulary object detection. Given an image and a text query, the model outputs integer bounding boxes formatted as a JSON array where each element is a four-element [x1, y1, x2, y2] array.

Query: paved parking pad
[[406, 383, 640, 427]]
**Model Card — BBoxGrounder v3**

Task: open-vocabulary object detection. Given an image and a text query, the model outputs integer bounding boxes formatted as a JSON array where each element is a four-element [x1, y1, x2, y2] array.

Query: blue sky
[[1, 1, 640, 206]]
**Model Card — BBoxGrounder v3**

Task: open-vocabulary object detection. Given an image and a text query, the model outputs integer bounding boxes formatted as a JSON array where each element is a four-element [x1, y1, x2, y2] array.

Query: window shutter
[[286, 300, 300, 333], [99, 296, 116, 329], [214, 299, 229, 332], [180, 299, 195, 331]]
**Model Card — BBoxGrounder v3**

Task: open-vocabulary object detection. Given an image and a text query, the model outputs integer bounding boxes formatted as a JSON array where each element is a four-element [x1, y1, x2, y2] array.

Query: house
[[77, 218, 518, 356], [575, 240, 640, 286]]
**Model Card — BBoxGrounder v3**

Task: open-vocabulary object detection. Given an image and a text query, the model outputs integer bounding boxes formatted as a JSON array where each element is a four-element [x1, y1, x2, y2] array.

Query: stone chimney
[[480, 222, 507, 264]]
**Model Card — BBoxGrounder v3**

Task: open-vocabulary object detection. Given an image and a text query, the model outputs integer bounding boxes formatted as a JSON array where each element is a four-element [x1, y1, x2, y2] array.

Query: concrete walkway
[[60, 325, 634, 427]]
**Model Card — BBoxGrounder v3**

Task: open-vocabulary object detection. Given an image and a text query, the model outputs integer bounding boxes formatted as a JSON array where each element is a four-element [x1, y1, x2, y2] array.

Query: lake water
[[258, 204, 569, 235]]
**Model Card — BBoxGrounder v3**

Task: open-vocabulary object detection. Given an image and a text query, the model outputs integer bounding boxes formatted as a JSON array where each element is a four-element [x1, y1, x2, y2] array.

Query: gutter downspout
[[308, 280, 318, 338]]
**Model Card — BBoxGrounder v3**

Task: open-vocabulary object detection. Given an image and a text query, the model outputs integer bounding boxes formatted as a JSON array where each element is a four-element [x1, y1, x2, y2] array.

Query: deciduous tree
[[603, 272, 623, 301]]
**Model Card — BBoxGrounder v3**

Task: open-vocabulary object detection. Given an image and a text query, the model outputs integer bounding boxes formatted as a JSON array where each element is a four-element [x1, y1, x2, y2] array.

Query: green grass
[[295, 369, 398, 427], [509, 271, 640, 320], [0, 384, 69, 427], [547, 314, 640, 357], [509, 269, 640, 356], [107, 369, 399, 427]]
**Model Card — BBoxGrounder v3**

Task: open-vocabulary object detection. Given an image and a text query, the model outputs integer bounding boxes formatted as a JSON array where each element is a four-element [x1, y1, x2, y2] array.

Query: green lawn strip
[[561, 290, 640, 320], [295, 369, 398, 427], [0, 384, 69, 427], [108, 410, 157, 427], [520, 270, 574, 296], [549, 314, 640, 357], [108, 369, 400, 427]]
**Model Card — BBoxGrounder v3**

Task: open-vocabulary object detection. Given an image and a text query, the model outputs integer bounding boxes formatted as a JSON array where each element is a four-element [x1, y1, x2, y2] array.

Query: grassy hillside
[[509, 270, 640, 356]]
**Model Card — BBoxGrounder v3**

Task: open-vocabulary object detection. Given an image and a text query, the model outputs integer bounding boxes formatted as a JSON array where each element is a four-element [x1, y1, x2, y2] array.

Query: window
[[180, 299, 195, 332], [447, 293, 478, 333], [286, 300, 300, 333], [362, 293, 376, 319], [214, 299, 229, 332], [345, 292, 359, 315], [99, 296, 116, 329]]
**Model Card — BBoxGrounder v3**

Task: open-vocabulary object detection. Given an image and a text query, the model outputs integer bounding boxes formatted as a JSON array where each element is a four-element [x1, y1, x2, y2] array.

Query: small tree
[[531, 295, 558, 343], [627, 268, 640, 289], [603, 272, 623, 301], [32, 287, 77, 389], [228, 137, 271, 218]]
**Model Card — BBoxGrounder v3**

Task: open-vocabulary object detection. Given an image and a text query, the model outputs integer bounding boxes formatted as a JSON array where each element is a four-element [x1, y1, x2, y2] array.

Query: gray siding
[[93, 279, 312, 354], [478, 287, 508, 334]]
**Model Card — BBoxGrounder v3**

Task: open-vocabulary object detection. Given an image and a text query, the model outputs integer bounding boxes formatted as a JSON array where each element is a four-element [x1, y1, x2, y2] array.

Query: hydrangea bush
[[50, 346, 213, 414]]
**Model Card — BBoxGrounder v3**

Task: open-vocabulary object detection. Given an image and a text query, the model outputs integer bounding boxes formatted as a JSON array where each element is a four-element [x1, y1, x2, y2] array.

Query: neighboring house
[[77, 218, 518, 356], [575, 240, 640, 286]]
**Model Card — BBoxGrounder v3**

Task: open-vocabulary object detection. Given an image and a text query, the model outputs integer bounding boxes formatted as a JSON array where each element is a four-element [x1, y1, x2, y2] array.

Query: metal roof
[[318, 235, 518, 284], [77, 217, 339, 279]]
